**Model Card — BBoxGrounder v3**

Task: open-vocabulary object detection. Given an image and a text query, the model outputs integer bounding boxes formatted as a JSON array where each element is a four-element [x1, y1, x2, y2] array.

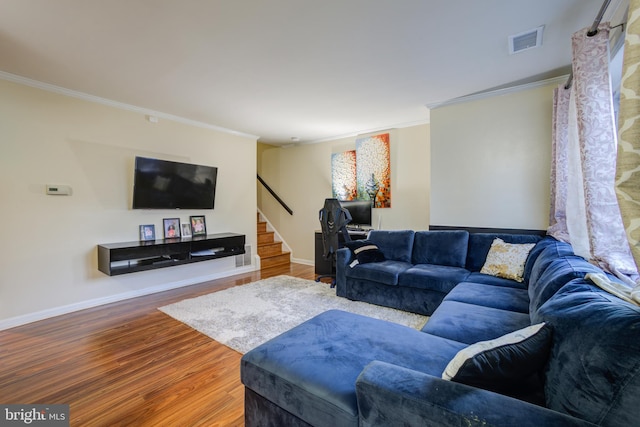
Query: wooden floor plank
[[0, 263, 320, 426]]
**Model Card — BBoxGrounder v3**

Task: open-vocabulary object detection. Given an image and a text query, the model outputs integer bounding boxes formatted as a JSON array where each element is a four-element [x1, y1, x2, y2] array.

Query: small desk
[[314, 230, 369, 275]]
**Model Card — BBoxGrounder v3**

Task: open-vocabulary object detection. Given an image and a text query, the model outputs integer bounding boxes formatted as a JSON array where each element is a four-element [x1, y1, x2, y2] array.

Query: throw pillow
[[442, 322, 552, 390], [344, 240, 385, 267], [480, 238, 536, 282]]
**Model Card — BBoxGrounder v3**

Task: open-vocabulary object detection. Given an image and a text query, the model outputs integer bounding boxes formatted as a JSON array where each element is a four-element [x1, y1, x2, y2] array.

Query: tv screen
[[132, 156, 218, 209], [339, 200, 373, 228]]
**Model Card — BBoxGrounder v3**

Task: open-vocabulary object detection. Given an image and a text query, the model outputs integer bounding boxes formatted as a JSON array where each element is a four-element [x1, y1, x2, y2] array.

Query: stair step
[[258, 231, 275, 245], [258, 241, 283, 257], [260, 264, 293, 275], [261, 252, 291, 269], [257, 212, 290, 270]]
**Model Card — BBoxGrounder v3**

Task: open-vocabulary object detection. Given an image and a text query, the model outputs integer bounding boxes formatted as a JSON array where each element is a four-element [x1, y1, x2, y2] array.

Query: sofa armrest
[[335, 247, 353, 297], [355, 361, 597, 427]]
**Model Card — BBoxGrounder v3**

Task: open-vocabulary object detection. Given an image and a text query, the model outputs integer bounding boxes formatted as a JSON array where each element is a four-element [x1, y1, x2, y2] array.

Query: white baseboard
[[0, 265, 255, 331]]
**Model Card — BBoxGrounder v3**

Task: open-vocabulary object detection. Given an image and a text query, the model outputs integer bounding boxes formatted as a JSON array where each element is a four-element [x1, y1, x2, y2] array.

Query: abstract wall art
[[356, 132, 391, 208], [331, 150, 357, 201]]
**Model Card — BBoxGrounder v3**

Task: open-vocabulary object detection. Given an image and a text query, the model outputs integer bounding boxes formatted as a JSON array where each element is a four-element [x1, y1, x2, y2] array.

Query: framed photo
[[163, 218, 181, 239], [181, 223, 192, 238], [190, 215, 207, 237], [139, 224, 156, 241]]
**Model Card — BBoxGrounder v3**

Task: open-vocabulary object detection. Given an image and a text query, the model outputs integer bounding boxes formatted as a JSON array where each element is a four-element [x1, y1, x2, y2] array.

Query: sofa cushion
[[398, 264, 470, 293], [241, 310, 466, 427], [528, 239, 576, 287], [343, 239, 385, 266], [345, 260, 413, 286], [340, 278, 449, 316], [444, 282, 530, 313], [535, 279, 640, 426], [480, 238, 535, 282], [464, 272, 527, 289], [356, 361, 586, 427], [523, 237, 573, 283], [367, 230, 415, 263], [466, 233, 542, 272], [421, 300, 532, 345], [528, 256, 602, 315], [412, 230, 469, 267], [442, 322, 552, 392]]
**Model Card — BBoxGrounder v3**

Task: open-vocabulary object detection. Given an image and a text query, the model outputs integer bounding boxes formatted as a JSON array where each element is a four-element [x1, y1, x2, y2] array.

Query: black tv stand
[[98, 232, 245, 276]]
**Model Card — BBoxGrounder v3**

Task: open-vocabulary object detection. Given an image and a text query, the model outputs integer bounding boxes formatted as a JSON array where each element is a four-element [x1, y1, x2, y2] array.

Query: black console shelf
[[98, 232, 246, 276]]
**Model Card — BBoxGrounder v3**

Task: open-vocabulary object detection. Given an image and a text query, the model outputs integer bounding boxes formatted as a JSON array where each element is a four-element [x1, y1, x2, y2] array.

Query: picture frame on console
[[190, 215, 206, 237], [181, 223, 192, 238], [163, 218, 181, 239], [139, 224, 156, 241]]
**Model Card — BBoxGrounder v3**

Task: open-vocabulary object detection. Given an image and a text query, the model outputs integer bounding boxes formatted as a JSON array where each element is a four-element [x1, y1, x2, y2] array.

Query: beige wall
[[258, 125, 430, 263], [2, 73, 555, 327], [0, 79, 257, 328], [430, 82, 556, 230], [258, 81, 556, 266]]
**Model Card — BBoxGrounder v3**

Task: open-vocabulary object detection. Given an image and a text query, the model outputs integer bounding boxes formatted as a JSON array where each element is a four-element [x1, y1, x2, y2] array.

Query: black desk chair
[[316, 198, 352, 287]]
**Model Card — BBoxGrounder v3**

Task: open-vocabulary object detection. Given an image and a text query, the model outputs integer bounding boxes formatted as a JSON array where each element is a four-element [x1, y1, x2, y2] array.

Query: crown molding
[[0, 71, 259, 140], [301, 117, 431, 146], [427, 75, 569, 110]]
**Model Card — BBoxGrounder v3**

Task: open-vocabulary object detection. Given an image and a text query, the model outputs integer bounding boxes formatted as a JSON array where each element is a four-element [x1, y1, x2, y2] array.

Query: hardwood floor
[[0, 263, 320, 426]]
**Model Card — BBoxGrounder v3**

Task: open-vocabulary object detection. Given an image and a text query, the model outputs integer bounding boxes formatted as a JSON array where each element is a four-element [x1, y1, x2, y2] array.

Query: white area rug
[[158, 275, 428, 354]]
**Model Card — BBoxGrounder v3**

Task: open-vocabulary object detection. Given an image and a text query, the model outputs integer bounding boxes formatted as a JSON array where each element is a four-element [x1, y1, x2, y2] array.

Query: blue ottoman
[[240, 309, 464, 427]]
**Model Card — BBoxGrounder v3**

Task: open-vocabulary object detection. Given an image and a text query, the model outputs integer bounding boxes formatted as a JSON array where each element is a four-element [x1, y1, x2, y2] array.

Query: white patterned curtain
[[548, 86, 571, 242], [549, 23, 639, 283]]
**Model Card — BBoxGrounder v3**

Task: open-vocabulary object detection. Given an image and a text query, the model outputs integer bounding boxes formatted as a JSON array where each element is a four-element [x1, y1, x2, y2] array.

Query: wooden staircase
[[257, 213, 291, 270]]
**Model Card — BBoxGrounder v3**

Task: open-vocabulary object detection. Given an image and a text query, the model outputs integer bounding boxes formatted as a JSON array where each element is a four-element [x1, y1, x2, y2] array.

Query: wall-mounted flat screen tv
[[132, 156, 218, 209]]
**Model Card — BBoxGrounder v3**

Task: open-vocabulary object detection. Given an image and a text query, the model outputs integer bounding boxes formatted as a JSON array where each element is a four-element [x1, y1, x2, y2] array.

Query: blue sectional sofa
[[335, 229, 543, 315], [241, 230, 640, 427]]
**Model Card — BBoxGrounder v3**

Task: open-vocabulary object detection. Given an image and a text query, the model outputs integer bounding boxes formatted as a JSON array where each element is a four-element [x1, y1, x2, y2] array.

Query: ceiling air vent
[[508, 26, 544, 54]]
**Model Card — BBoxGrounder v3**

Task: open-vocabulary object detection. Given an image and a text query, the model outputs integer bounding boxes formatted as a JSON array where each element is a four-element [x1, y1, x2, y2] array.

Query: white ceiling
[[0, 0, 624, 145]]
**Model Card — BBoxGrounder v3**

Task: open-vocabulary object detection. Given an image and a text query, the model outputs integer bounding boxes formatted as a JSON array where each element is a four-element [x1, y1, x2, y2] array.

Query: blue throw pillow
[[442, 322, 552, 391], [344, 240, 385, 267]]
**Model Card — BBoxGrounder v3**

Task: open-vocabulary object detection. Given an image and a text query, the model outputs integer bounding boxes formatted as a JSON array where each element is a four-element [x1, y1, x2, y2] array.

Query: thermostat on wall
[[46, 184, 72, 196]]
